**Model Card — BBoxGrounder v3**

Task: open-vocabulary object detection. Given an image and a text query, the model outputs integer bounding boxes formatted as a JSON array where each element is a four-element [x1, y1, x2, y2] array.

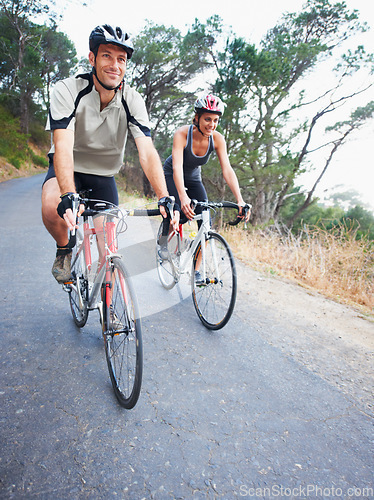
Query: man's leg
[[41, 177, 69, 247], [42, 177, 72, 283], [186, 180, 208, 283]]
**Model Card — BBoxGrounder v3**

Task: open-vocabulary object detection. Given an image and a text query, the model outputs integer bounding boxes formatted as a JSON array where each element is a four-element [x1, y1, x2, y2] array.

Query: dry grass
[[223, 223, 374, 315], [80, 188, 374, 316], [116, 192, 374, 315]]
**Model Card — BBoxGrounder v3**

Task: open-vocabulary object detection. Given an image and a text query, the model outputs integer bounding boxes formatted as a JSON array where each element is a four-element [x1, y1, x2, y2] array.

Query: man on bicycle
[[42, 24, 177, 284]]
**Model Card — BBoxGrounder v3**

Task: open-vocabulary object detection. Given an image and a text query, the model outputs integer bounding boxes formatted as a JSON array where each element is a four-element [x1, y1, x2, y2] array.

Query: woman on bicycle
[[163, 94, 249, 223]]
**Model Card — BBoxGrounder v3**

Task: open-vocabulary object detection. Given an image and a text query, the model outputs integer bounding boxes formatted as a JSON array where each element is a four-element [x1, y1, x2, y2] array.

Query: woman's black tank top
[[164, 125, 215, 181]]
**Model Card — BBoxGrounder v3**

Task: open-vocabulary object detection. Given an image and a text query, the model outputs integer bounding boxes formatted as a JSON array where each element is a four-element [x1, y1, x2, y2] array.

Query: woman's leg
[[185, 180, 208, 279]]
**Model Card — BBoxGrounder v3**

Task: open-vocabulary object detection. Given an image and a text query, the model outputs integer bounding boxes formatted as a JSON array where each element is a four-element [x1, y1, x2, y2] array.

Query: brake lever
[[70, 193, 80, 236], [166, 196, 175, 221], [228, 203, 251, 226]]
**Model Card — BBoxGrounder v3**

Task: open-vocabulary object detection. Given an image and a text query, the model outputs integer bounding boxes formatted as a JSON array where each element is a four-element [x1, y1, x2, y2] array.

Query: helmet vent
[[104, 24, 115, 37]]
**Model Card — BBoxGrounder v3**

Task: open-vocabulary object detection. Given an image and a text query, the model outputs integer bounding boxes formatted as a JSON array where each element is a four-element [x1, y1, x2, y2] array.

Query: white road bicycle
[[156, 201, 249, 330]]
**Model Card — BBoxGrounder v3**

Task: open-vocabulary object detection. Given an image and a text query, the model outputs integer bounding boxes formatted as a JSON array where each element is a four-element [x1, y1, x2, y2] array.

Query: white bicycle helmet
[[194, 94, 225, 116], [89, 24, 134, 59]]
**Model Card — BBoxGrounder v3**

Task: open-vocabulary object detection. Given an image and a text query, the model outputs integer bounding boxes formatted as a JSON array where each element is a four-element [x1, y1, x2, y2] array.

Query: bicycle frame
[[69, 212, 123, 327], [157, 200, 240, 329], [170, 208, 219, 282]]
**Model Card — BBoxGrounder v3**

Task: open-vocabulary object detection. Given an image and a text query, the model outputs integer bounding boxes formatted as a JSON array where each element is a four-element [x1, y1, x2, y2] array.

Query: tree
[[0, 0, 77, 132], [279, 187, 344, 231], [211, 0, 374, 225], [1, 0, 51, 131], [287, 101, 374, 225], [341, 205, 374, 240], [279, 186, 374, 240], [327, 187, 371, 211], [37, 25, 77, 111], [126, 18, 221, 195]]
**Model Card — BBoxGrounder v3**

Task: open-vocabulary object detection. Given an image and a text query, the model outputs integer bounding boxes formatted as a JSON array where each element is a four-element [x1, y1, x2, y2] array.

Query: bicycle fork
[[200, 233, 221, 285], [102, 258, 132, 337]]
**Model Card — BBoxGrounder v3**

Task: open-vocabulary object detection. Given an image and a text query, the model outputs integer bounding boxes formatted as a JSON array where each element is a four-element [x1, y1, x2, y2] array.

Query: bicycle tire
[[156, 222, 180, 290], [68, 234, 89, 327], [192, 232, 237, 330], [103, 256, 143, 409]]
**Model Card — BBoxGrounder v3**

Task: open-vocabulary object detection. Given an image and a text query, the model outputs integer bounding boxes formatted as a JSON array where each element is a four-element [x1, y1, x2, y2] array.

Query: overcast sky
[[58, 0, 374, 210]]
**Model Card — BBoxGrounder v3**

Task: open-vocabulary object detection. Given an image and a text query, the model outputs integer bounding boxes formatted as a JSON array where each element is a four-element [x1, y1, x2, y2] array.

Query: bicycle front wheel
[[192, 232, 237, 330], [103, 256, 142, 409], [156, 222, 180, 290], [68, 236, 89, 328]]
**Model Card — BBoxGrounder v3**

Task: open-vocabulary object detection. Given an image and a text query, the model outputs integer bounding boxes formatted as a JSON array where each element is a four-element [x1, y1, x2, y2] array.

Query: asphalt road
[[0, 175, 373, 499]]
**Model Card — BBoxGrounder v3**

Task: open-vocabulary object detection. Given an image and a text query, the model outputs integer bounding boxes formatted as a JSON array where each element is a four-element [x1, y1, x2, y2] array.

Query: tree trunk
[[19, 91, 30, 134], [287, 129, 352, 227]]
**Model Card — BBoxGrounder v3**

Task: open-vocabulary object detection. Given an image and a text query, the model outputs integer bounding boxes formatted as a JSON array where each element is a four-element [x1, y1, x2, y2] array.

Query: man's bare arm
[[53, 128, 79, 230], [53, 128, 76, 195]]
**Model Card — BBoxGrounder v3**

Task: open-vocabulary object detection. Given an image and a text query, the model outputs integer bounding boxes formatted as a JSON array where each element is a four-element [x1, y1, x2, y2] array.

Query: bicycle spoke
[[192, 232, 237, 330], [104, 257, 142, 409], [106, 331, 135, 396], [68, 236, 89, 327]]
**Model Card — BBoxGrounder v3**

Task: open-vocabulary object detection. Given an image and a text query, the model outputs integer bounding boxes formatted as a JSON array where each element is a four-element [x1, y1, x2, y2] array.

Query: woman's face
[[196, 112, 220, 135]]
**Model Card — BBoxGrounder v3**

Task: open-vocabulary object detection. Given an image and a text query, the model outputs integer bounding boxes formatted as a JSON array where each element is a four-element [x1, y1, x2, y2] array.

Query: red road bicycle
[[63, 194, 163, 409]]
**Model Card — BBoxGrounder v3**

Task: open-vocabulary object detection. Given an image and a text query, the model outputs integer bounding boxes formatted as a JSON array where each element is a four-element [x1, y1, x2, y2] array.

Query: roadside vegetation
[[223, 224, 374, 315], [116, 185, 374, 317], [0, 104, 49, 181]]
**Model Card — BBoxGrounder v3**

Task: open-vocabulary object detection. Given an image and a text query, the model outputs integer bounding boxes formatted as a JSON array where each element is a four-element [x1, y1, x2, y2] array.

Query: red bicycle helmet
[[194, 94, 225, 116], [89, 24, 134, 59]]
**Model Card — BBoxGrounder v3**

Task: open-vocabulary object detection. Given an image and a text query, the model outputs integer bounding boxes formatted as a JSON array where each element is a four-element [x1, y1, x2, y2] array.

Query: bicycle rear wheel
[[156, 222, 180, 289], [192, 232, 237, 330], [68, 235, 89, 327], [103, 256, 142, 409]]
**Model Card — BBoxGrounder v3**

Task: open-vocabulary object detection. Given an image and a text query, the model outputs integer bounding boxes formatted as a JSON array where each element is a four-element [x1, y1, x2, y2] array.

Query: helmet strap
[[194, 116, 209, 138]]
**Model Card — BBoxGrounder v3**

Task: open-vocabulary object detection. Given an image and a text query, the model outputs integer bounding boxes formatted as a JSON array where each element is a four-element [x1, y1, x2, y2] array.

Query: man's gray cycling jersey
[[163, 125, 215, 182], [46, 72, 151, 177]]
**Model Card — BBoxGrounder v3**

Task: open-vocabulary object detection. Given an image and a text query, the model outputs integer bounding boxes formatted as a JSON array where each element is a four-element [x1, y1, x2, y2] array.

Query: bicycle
[[155, 201, 249, 330], [62, 193, 165, 409]]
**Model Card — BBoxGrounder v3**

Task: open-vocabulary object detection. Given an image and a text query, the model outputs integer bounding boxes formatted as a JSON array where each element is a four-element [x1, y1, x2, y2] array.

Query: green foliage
[[279, 187, 374, 240], [0, 103, 47, 168], [27, 120, 49, 146], [0, 106, 29, 160], [326, 101, 374, 133], [0, 6, 77, 134], [30, 150, 48, 167], [340, 205, 374, 240], [211, 0, 373, 225], [280, 189, 343, 229], [123, 19, 222, 194], [129, 18, 221, 137], [37, 25, 78, 110]]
